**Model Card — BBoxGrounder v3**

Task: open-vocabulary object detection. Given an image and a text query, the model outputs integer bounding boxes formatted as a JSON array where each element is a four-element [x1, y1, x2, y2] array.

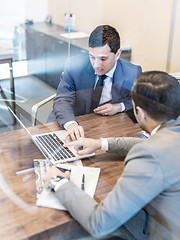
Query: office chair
[[31, 93, 56, 126], [30, 72, 64, 126]]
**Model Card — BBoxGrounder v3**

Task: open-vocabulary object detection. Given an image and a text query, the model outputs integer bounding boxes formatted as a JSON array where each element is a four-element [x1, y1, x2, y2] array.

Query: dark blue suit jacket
[[47, 54, 142, 127]]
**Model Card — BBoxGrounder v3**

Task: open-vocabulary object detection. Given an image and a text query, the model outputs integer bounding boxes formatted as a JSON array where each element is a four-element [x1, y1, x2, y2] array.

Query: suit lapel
[[112, 60, 123, 102], [86, 60, 96, 88], [113, 60, 123, 85]]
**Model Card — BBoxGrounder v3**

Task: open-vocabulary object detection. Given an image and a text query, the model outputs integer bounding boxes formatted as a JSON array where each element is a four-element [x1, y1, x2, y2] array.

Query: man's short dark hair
[[88, 25, 120, 54], [131, 71, 180, 121]]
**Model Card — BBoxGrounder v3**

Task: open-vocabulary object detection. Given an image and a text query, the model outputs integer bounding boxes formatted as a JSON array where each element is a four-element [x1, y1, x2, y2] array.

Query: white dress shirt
[[100, 125, 161, 151], [99, 62, 116, 105], [99, 61, 125, 111], [64, 61, 125, 129]]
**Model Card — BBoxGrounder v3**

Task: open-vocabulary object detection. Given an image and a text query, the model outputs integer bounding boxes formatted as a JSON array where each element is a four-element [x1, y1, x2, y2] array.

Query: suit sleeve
[[112, 62, 142, 111], [107, 137, 144, 157], [53, 62, 77, 128], [121, 65, 142, 111], [54, 143, 164, 239]]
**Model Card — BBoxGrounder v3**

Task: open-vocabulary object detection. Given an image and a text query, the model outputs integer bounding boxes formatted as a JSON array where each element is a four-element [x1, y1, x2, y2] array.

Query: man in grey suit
[[47, 25, 142, 140], [45, 71, 180, 239]]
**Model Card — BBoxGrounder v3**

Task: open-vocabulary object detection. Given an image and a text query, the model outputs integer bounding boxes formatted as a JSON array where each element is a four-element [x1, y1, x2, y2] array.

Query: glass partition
[[0, 0, 180, 132], [0, 1, 180, 240]]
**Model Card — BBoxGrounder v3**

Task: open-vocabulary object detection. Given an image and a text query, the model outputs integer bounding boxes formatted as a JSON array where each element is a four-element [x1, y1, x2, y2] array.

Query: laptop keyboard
[[35, 133, 76, 162]]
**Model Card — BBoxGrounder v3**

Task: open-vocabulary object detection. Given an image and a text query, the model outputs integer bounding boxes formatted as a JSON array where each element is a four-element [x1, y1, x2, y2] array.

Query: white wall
[[1, 0, 179, 73], [103, 0, 172, 71], [25, 0, 48, 22], [48, 0, 104, 33], [168, 0, 180, 73], [0, 0, 48, 50], [0, 0, 25, 32], [0, 0, 48, 31], [48, 0, 180, 73]]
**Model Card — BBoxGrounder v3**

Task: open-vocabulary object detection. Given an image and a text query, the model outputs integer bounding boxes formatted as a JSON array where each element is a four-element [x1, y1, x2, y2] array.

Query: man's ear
[[115, 48, 122, 60], [136, 106, 146, 121]]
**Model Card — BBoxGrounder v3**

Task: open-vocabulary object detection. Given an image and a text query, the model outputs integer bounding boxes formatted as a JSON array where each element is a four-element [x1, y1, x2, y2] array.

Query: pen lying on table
[[81, 174, 85, 191], [16, 167, 35, 175]]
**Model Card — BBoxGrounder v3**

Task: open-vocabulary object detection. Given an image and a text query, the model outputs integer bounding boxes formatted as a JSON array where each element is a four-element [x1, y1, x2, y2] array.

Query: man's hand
[[64, 123, 85, 141], [64, 137, 102, 155], [43, 166, 70, 188], [94, 103, 122, 116]]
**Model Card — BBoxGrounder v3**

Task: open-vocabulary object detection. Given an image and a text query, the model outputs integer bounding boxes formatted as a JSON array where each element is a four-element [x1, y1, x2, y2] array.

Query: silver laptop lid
[[8, 107, 33, 140], [8, 107, 95, 164]]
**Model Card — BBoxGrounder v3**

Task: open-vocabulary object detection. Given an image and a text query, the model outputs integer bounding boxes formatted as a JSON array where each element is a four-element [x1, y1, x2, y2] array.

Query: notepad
[[35, 160, 100, 210], [69, 165, 100, 198], [34, 159, 83, 197]]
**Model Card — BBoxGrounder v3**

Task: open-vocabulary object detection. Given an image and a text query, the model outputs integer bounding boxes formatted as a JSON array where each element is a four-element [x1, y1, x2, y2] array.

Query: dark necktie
[[91, 75, 107, 111], [96, 74, 107, 87]]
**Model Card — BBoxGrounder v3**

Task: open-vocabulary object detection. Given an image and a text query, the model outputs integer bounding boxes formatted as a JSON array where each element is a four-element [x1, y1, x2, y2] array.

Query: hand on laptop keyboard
[[64, 137, 101, 155], [65, 123, 85, 141]]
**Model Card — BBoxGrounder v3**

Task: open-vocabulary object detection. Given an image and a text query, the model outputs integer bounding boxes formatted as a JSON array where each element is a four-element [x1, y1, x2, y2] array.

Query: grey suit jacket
[[54, 116, 180, 239], [47, 54, 142, 128]]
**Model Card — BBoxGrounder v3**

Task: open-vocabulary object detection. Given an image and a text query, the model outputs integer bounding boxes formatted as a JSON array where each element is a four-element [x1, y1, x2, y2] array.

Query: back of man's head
[[131, 71, 180, 122], [88, 25, 120, 54]]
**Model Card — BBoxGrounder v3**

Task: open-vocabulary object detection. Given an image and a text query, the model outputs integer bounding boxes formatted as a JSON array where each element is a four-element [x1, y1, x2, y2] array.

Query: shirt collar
[[105, 61, 117, 78], [151, 125, 161, 135]]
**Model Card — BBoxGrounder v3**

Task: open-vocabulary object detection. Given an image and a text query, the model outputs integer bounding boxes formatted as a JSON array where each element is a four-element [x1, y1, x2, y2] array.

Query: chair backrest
[[31, 93, 56, 126]]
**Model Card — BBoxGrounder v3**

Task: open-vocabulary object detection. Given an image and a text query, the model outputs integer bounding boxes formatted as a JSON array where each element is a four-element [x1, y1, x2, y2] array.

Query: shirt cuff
[[120, 102, 125, 112], [100, 138, 108, 151], [54, 179, 69, 192], [64, 121, 78, 130]]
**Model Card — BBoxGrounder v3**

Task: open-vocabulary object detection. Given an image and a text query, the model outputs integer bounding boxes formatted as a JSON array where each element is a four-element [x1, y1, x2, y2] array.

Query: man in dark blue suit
[[48, 25, 142, 140]]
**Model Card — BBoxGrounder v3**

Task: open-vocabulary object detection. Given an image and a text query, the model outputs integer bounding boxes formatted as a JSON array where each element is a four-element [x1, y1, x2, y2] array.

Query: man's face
[[89, 44, 121, 76]]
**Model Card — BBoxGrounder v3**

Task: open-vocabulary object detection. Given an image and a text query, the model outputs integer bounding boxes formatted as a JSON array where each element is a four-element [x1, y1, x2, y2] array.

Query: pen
[[81, 174, 85, 191], [56, 167, 71, 173], [16, 167, 35, 175]]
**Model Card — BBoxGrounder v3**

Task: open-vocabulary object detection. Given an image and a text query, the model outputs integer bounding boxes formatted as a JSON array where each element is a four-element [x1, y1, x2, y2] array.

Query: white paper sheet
[[36, 163, 100, 210]]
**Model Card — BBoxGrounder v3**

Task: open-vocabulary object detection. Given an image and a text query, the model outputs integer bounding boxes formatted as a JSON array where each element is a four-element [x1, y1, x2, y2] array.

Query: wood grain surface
[[0, 112, 141, 240]]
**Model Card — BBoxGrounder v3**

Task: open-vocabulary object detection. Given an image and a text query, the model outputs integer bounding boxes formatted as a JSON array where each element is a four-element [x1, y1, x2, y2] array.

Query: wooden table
[[0, 113, 141, 240]]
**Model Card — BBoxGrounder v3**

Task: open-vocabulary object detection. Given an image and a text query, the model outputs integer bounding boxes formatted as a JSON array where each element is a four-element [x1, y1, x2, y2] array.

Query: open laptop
[[8, 107, 95, 165]]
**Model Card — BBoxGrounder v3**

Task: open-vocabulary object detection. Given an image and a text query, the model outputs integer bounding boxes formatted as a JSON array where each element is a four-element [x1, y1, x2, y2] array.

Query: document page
[[35, 159, 100, 210], [70, 165, 100, 198]]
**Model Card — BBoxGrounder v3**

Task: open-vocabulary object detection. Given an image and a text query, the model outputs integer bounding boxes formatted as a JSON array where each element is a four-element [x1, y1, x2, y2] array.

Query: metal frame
[[0, 58, 15, 111], [31, 93, 56, 126]]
